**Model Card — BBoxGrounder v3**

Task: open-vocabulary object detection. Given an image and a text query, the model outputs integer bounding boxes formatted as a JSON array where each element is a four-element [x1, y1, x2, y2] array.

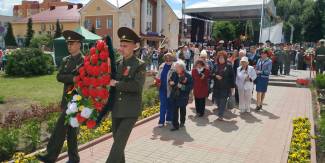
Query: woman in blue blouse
[[255, 48, 272, 111]]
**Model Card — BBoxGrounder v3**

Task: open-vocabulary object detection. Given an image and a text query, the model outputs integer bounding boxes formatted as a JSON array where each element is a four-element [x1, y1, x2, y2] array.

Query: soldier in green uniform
[[316, 39, 325, 74], [37, 30, 84, 163], [106, 27, 146, 163]]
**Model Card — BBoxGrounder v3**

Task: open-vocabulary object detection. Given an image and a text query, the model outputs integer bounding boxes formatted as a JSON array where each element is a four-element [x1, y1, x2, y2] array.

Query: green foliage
[[25, 18, 34, 47], [275, 0, 324, 42], [0, 128, 19, 161], [5, 48, 55, 76], [315, 74, 325, 89], [46, 112, 60, 134], [142, 88, 158, 108], [212, 21, 236, 41], [0, 96, 4, 104], [4, 22, 17, 47], [319, 115, 325, 152], [30, 35, 53, 49], [22, 120, 41, 151], [54, 19, 62, 39]]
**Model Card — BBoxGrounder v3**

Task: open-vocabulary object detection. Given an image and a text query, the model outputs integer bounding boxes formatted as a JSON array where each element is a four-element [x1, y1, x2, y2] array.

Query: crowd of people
[[152, 39, 325, 131]]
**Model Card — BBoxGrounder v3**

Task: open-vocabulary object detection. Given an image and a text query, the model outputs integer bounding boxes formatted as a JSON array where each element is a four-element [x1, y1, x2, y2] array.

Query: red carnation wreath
[[65, 40, 112, 129]]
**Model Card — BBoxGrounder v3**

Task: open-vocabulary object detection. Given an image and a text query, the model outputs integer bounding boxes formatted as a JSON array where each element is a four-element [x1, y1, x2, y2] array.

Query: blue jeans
[[215, 97, 227, 117], [152, 60, 158, 70], [158, 91, 173, 124]]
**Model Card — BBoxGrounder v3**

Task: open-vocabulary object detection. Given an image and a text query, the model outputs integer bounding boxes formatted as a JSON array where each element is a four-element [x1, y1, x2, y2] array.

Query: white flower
[[69, 117, 79, 128], [81, 107, 93, 119], [66, 102, 78, 115], [72, 95, 78, 101]]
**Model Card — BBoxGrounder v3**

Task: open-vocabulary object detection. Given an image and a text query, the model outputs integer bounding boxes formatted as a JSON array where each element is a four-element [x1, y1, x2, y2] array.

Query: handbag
[[226, 95, 236, 109]]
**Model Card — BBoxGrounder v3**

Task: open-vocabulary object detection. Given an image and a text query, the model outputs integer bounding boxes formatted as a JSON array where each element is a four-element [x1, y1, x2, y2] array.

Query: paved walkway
[[58, 71, 315, 163]]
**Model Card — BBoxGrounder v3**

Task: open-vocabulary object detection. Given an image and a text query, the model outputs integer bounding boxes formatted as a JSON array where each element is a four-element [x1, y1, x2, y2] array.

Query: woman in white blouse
[[236, 57, 257, 113]]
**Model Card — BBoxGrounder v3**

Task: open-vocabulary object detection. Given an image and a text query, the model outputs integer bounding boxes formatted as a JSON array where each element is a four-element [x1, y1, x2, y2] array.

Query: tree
[[91, 24, 96, 34], [30, 35, 53, 49], [54, 19, 62, 39], [212, 21, 236, 41], [25, 18, 34, 47], [4, 23, 17, 47]]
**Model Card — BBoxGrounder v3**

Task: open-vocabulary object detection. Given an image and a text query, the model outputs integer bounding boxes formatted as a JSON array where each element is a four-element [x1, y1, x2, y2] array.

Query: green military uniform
[[37, 30, 84, 163], [316, 40, 325, 74], [106, 27, 146, 163]]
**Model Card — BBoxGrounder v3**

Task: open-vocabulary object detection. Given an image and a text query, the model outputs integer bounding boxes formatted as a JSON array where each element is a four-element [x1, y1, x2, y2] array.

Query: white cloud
[[172, 0, 182, 4]]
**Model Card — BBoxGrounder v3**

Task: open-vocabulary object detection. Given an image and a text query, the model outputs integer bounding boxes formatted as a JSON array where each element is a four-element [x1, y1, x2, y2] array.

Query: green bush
[[319, 115, 325, 152], [22, 120, 41, 151], [5, 48, 55, 76], [0, 128, 19, 161], [0, 96, 4, 104], [46, 112, 60, 134], [315, 74, 325, 89], [29, 35, 53, 50], [142, 88, 158, 108]]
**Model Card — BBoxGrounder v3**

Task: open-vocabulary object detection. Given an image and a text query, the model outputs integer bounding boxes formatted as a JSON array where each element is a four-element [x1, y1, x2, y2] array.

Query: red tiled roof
[[13, 5, 81, 23]]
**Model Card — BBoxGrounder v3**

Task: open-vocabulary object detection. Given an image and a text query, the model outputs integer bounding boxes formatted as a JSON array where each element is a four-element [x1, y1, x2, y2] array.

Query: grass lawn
[[0, 71, 63, 106]]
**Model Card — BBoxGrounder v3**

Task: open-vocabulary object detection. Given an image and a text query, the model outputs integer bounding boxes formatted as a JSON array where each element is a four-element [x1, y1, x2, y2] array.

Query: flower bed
[[10, 105, 159, 162], [288, 117, 312, 163]]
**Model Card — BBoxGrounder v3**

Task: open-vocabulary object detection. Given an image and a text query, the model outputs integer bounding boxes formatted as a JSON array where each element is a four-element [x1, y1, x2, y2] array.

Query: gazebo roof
[[184, 0, 276, 20]]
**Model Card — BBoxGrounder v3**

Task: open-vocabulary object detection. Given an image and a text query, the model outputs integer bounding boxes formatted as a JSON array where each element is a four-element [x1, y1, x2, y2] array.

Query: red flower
[[96, 40, 105, 51], [89, 88, 97, 98], [78, 67, 85, 75], [99, 50, 108, 61], [74, 76, 81, 83], [91, 78, 100, 87], [90, 47, 96, 55], [86, 120, 96, 129], [93, 66, 101, 76], [84, 55, 90, 62], [100, 62, 109, 73], [98, 89, 109, 99], [81, 87, 89, 97], [76, 113, 86, 123], [101, 75, 111, 85], [83, 77, 91, 86], [91, 55, 99, 65], [77, 81, 83, 88], [94, 102, 104, 111]]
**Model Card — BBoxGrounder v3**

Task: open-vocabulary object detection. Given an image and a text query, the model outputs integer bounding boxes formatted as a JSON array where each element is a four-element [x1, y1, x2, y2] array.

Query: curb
[[56, 113, 160, 161]]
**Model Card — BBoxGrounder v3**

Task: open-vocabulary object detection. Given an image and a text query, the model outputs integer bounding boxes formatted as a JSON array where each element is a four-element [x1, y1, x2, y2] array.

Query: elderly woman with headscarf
[[155, 53, 175, 127], [255, 48, 273, 111], [169, 60, 193, 131], [212, 51, 235, 121], [236, 57, 257, 113]]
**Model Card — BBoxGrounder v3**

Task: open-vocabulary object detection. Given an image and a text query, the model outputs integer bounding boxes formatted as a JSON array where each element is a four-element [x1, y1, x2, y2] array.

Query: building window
[[84, 19, 91, 29], [61, 24, 63, 30], [38, 31, 42, 35], [147, 2, 152, 16], [41, 23, 46, 31], [107, 19, 112, 29], [96, 18, 101, 29], [168, 24, 171, 32], [132, 18, 135, 29], [47, 31, 51, 35], [96, 6, 100, 11]]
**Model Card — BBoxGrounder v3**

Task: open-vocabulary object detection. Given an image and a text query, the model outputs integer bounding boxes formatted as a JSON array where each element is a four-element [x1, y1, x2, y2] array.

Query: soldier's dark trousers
[[317, 61, 325, 74], [284, 63, 290, 75], [106, 117, 137, 163], [172, 105, 186, 129], [45, 112, 79, 163]]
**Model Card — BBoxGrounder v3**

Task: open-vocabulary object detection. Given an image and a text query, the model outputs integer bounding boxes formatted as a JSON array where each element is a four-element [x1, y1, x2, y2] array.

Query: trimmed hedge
[[5, 48, 54, 76]]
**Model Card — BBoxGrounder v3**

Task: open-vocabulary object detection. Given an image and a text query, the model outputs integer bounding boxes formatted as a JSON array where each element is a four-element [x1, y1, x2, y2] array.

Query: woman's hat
[[200, 50, 208, 58], [240, 57, 249, 63]]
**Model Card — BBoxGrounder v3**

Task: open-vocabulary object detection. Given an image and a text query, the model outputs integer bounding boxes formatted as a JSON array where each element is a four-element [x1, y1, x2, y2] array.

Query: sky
[[0, 0, 201, 17]]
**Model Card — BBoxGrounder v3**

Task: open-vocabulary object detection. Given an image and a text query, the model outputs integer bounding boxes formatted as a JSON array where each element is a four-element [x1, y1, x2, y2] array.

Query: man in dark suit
[[106, 27, 146, 163]]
